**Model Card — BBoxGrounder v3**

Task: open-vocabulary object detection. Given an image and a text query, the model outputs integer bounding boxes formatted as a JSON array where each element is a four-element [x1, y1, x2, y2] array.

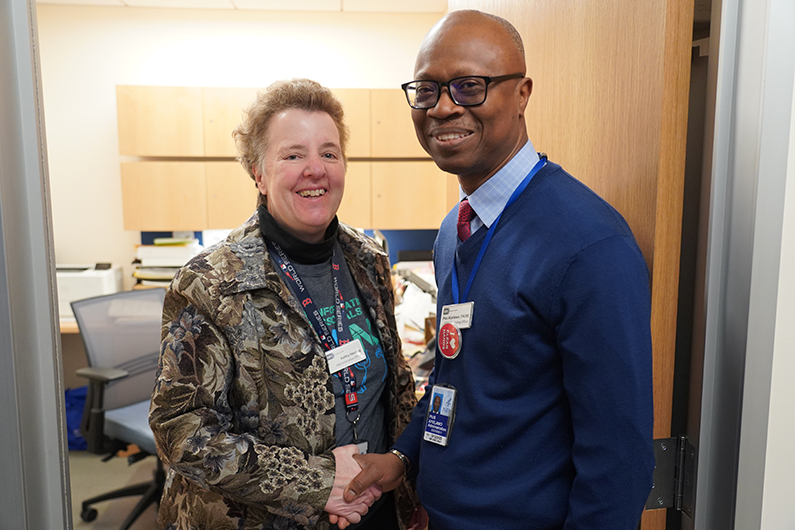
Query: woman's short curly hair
[[232, 78, 349, 196]]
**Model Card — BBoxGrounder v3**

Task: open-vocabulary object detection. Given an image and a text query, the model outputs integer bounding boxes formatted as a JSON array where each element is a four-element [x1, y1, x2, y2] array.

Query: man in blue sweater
[[341, 9, 655, 530]]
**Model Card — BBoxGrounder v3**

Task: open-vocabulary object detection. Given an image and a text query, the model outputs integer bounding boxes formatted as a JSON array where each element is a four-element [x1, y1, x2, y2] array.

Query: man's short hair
[[465, 10, 525, 57]]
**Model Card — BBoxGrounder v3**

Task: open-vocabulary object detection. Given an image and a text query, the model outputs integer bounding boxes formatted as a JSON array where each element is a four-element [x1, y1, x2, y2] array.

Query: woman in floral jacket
[[149, 79, 421, 530]]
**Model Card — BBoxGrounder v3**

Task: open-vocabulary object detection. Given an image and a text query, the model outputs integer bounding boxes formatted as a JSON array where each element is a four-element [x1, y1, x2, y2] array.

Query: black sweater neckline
[[257, 205, 338, 265]]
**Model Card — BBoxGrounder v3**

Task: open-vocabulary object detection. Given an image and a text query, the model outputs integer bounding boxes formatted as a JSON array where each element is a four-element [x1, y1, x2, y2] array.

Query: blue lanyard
[[451, 157, 547, 304]]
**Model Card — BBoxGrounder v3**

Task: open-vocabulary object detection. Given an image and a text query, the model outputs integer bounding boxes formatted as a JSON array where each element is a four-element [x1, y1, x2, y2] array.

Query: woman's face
[[255, 109, 345, 243]]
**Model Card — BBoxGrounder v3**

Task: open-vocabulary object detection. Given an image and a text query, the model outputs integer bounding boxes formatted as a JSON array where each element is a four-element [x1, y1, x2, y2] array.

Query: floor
[[68, 451, 160, 530]]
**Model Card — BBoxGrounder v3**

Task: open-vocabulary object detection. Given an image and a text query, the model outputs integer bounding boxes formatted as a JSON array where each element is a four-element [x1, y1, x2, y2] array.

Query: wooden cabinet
[[117, 86, 205, 157], [341, 161, 458, 229], [338, 161, 372, 228], [120, 160, 456, 232], [332, 89, 372, 158], [117, 86, 456, 231], [200, 87, 374, 159], [121, 162, 208, 231], [203, 87, 259, 157], [117, 86, 426, 160], [206, 162, 258, 229], [371, 89, 427, 158], [121, 161, 258, 231], [372, 161, 458, 229]]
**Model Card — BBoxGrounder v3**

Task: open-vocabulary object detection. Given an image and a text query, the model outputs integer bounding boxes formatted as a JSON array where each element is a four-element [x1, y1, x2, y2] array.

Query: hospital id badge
[[324, 340, 366, 374], [423, 385, 457, 446], [440, 302, 474, 329]]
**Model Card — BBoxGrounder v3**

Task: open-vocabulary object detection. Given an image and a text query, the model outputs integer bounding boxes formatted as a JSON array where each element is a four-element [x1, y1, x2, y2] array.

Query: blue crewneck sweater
[[393, 161, 654, 530]]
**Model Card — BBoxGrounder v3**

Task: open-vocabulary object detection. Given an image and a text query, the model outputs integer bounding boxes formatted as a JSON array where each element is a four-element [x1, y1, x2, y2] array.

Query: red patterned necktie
[[457, 198, 475, 241]]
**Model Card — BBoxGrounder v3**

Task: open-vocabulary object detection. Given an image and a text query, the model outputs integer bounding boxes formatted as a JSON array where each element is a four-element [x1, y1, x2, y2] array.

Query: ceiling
[[35, 0, 447, 13]]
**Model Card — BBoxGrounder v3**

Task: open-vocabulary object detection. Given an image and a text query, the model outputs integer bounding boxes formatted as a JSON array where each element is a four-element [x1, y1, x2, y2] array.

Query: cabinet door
[[203, 88, 371, 159], [371, 89, 427, 158], [371, 161, 457, 229], [117, 86, 205, 157], [121, 162, 208, 231], [338, 161, 372, 229], [331, 89, 371, 158], [206, 162, 258, 229], [203, 87, 260, 157]]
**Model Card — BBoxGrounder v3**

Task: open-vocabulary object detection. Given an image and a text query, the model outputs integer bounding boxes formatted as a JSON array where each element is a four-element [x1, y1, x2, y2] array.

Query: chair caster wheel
[[81, 507, 98, 522]]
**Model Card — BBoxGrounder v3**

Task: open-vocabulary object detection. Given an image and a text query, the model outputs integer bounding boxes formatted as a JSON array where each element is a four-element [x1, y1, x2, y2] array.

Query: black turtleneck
[[257, 205, 339, 264]]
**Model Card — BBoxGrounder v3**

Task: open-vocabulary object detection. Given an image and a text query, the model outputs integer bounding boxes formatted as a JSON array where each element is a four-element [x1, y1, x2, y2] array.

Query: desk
[[60, 321, 87, 388], [60, 319, 80, 334]]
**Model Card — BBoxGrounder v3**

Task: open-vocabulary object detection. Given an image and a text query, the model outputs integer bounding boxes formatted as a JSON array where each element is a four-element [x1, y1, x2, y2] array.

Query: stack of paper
[[133, 238, 203, 288]]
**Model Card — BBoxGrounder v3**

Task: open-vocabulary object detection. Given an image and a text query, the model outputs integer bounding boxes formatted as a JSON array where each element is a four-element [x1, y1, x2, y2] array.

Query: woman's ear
[[253, 166, 267, 196]]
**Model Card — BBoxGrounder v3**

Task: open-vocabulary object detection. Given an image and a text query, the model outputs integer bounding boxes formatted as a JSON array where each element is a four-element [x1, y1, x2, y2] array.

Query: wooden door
[[448, 1, 694, 529]]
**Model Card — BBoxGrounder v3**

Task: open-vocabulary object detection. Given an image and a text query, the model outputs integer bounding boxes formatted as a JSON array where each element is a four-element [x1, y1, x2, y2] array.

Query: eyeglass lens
[[408, 77, 488, 108]]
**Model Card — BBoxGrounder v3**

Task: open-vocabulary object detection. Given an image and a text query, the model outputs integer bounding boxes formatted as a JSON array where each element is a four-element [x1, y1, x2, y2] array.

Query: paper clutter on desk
[[395, 281, 436, 346], [135, 238, 203, 267], [133, 238, 203, 289]]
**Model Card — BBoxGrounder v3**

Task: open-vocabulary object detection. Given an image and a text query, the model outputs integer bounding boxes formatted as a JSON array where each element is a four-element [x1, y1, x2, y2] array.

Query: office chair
[[72, 288, 166, 530]]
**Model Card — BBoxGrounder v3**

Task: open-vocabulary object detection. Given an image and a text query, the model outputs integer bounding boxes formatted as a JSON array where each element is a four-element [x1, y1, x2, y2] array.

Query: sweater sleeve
[[391, 368, 434, 480], [554, 235, 655, 530]]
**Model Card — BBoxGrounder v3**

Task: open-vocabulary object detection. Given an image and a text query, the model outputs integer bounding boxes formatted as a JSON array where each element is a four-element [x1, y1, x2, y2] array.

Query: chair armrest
[[77, 366, 131, 454], [76, 366, 129, 382]]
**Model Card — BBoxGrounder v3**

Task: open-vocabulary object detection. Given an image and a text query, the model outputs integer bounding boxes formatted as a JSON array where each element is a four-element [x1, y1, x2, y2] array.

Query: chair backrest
[[72, 288, 166, 411]]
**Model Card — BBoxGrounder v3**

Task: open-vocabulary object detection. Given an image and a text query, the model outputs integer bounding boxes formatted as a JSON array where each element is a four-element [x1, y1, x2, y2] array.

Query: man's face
[[411, 18, 531, 192]]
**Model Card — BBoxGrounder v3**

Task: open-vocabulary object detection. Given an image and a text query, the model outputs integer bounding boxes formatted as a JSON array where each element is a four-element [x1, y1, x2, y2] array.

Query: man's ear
[[518, 77, 533, 114]]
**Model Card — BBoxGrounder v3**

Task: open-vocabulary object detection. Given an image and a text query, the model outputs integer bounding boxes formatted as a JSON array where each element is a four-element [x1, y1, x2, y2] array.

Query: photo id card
[[423, 385, 457, 446], [324, 340, 366, 374]]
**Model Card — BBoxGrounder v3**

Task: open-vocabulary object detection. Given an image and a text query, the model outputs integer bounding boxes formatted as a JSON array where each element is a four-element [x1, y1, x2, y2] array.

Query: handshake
[[324, 445, 427, 529]]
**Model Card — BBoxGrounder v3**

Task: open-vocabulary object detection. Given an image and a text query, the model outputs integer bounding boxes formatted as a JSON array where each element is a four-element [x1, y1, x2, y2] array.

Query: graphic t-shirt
[[281, 244, 389, 455]]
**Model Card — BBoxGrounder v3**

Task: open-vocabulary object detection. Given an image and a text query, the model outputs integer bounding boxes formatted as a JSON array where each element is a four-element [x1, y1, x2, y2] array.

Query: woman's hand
[[407, 505, 429, 530], [325, 445, 382, 528]]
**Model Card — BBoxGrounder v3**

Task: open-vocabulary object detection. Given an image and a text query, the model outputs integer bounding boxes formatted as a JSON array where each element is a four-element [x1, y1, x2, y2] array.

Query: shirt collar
[[461, 140, 539, 228]]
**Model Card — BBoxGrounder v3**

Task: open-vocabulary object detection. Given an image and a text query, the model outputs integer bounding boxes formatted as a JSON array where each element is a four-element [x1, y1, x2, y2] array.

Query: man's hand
[[343, 452, 406, 503], [325, 445, 382, 528]]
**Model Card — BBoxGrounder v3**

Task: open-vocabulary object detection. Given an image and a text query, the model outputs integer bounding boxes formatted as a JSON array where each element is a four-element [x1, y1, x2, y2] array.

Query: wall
[[36, 5, 442, 290], [759, 65, 795, 530]]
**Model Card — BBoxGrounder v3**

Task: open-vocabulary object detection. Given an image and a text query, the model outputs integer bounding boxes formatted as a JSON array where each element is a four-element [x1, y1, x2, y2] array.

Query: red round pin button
[[438, 323, 462, 359]]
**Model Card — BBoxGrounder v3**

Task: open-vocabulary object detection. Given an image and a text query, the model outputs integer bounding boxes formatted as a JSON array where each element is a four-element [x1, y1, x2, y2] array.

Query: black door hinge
[[645, 435, 696, 517]]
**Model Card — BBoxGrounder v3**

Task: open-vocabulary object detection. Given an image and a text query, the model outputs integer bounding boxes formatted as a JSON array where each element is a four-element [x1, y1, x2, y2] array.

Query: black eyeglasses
[[401, 73, 524, 109]]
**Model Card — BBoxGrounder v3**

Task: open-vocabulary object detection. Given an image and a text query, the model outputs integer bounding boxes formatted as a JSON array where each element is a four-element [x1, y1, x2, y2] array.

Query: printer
[[56, 264, 124, 320]]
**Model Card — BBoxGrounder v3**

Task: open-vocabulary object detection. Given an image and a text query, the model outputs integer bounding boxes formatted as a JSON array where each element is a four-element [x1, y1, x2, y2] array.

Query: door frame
[[0, 0, 71, 528], [693, 0, 795, 528]]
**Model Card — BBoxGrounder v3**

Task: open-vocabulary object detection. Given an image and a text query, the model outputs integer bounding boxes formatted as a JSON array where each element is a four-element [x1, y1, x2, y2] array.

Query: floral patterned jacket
[[149, 212, 418, 530]]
